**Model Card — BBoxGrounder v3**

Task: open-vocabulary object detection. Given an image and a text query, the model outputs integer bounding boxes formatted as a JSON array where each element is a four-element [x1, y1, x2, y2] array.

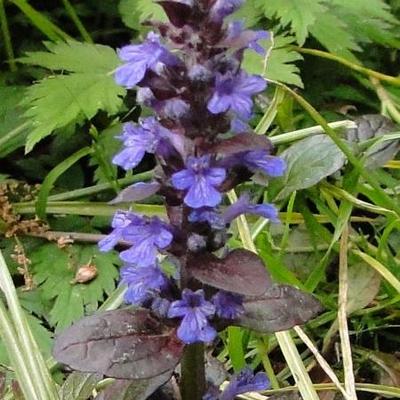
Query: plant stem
[[180, 343, 205, 400], [48, 170, 154, 201], [269, 120, 356, 145], [0, 121, 30, 149], [0, 0, 17, 72], [294, 47, 400, 87], [60, 0, 93, 43]]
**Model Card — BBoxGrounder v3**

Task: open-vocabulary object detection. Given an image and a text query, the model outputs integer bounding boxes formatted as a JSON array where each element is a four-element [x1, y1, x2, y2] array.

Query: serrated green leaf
[[330, 0, 397, 25], [0, 86, 30, 158], [257, 0, 327, 45], [230, 0, 263, 27], [308, 13, 360, 59], [30, 244, 120, 329], [119, 0, 166, 29], [21, 41, 126, 152], [24, 74, 125, 152], [242, 36, 303, 87], [19, 41, 121, 73]]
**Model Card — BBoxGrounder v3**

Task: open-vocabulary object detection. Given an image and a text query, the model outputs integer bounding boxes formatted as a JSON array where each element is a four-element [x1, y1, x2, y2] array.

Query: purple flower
[[98, 211, 143, 252], [238, 150, 286, 177], [115, 32, 179, 88], [223, 193, 279, 223], [163, 98, 190, 119], [207, 71, 266, 120], [112, 118, 172, 170], [171, 155, 226, 208], [210, 0, 244, 22], [136, 87, 161, 110], [230, 117, 250, 133], [223, 21, 269, 55], [121, 264, 168, 305], [188, 64, 212, 82], [212, 291, 244, 319], [120, 217, 173, 266], [189, 207, 225, 229], [220, 368, 270, 400], [202, 386, 220, 400], [168, 289, 216, 344], [151, 297, 171, 318]]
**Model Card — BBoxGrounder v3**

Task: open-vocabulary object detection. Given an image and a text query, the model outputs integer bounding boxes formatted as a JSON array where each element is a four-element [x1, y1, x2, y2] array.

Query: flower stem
[[0, 0, 16, 72], [180, 342, 206, 400], [294, 47, 400, 87], [60, 0, 93, 43]]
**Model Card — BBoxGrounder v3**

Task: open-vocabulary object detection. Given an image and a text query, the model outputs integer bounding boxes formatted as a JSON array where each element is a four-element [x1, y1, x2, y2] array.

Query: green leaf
[[0, 86, 30, 158], [35, 146, 94, 219], [257, 0, 327, 45], [118, 0, 167, 28], [0, 312, 53, 366], [9, 0, 71, 41], [20, 41, 121, 73], [329, 0, 400, 48], [271, 134, 346, 200], [308, 13, 360, 59], [30, 244, 120, 329], [89, 123, 122, 184], [21, 41, 126, 152], [242, 36, 303, 88], [230, 0, 263, 27], [347, 262, 381, 314]]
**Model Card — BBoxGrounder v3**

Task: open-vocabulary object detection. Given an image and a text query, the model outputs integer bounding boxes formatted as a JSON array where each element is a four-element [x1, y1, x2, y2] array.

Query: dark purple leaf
[[96, 370, 173, 400], [53, 309, 184, 380], [109, 182, 161, 205], [212, 133, 273, 156], [158, 1, 193, 28], [190, 249, 272, 296], [236, 285, 322, 333]]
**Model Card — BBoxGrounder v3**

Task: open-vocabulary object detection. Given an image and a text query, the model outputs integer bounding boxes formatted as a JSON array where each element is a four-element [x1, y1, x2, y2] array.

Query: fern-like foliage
[[20, 41, 126, 152], [119, 0, 167, 28], [252, 0, 399, 56], [30, 243, 119, 330], [243, 36, 303, 87]]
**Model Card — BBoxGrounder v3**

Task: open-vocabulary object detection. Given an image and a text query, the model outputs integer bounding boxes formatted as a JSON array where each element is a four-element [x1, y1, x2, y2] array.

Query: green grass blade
[[227, 327, 246, 372], [9, 0, 70, 41], [35, 146, 94, 219], [228, 189, 320, 400], [0, 250, 59, 399], [0, 300, 40, 400]]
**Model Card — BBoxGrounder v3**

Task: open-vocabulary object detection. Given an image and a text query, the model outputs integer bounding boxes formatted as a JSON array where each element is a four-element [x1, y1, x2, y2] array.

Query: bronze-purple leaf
[[212, 133, 273, 156], [96, 370, 173, 400], [236, 285, 322, 333], [190, 249, 272, 296], [53, 309, 184, 380]]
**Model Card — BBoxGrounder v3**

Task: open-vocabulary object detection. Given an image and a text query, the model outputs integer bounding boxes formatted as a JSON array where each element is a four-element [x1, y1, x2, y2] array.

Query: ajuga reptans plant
[[54, 1, 322, 399]]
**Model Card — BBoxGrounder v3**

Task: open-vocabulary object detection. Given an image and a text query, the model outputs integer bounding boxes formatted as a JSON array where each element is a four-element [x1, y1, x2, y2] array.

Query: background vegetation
[[0, 0, 400, 399]]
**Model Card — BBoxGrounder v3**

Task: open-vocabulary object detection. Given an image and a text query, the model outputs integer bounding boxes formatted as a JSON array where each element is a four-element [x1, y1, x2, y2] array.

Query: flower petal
[[171, 169, 195, 190], [184, 176, 222, 208]]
